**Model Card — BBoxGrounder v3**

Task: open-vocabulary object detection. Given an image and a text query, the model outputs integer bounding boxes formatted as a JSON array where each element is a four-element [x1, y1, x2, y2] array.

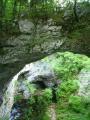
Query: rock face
[[19, 20, 35, 34], [25, 61, 55, 87], [78, 71, 90, 96], [0, 19, 63, 94], [0, 59, 56, 118], [0, 19, 90, 96]]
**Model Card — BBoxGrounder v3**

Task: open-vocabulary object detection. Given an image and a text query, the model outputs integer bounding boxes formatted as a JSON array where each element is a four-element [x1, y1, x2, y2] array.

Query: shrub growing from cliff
[[56, 80, 79, 100], [33, 88, 52, 120], [69, 95, 83, 112], [14, 84, 52, 120], [44, 52, 90, 120]]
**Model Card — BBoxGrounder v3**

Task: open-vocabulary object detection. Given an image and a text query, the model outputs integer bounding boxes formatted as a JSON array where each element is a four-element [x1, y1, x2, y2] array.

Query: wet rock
[[10, 107, 20, 120], [10, 99, 27, 120]]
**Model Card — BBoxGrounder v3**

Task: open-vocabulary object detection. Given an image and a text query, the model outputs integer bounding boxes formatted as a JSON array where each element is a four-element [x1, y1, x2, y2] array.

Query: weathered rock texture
[[78, 71, 90, 96], [0, 19, 90, 94], [0, 59, 56, 118]]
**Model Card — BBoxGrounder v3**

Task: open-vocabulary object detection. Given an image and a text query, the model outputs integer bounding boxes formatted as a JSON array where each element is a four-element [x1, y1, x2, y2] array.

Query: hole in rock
[[32, 81, 47, 89]]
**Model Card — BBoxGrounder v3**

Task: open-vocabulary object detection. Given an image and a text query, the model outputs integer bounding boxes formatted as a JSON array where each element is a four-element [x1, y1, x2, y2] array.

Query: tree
[[73, 0, 79, 22]]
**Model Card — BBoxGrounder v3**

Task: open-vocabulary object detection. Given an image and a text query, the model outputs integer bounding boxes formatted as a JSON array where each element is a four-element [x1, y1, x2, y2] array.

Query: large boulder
[[19, 19, 35, 34]]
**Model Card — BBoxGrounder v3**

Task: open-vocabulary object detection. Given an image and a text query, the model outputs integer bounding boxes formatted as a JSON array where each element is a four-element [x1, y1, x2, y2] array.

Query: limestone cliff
[[0, 19, 90, 95]]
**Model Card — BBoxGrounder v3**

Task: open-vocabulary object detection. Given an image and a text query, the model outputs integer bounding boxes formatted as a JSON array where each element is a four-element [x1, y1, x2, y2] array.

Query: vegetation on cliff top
[[0, 0, 90, 35], [0, 0, 90, 56]]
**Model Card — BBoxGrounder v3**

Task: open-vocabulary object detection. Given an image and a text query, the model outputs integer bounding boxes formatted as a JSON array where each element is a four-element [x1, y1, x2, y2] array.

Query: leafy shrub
[[48, 52, 90, 120], [69, 95, 83, 112], [14, 94, 23, 103], [42, 88, 52, 104], [31, 88, 52, 120], [24, 81, 36, 95], [36, 88, 52, 111], [56, 80, 79, 99], [35, 112, 50, 120], [14, 87, 52, 120], [49, 52, 84, 80]]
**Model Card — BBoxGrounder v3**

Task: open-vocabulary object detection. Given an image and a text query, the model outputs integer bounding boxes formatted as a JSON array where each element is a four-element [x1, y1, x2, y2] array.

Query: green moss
[[69, 95, 84, 113], [56, 80, 79, 99]]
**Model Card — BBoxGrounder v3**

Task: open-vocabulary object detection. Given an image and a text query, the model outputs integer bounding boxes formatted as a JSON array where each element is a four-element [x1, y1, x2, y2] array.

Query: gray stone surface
[[0, 19, 90, 96], [0, 59, 57, 118], [78, 71, 90, 96], [0, 19, 65, 94], [19, 19, 35, 33]]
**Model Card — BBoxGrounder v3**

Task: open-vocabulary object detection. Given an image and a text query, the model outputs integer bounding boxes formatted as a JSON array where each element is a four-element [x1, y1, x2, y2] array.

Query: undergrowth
[[47, 52, 90, 120]]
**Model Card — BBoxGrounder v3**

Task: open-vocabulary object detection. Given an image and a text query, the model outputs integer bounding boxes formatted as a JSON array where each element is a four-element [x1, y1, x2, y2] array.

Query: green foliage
[[33, 89, 52, 120], [0, 116, 9, 120], [14, 86, 52, 120], [46, 52, 90, 120], [49, 52, 84, 80], [0, 0, 90, 37], [37, 88, 52, 107], [42, 88, 52, 104], [69, 95, 83, 112], [35, 113, 50, 120], [14, 81, 36, 103], [56, 109, 89, 120], [14, 94, 23, 103], [56, 80, 79, 99], [24, 81, 36, 95], [56, 95, 90, 120], [29, 0, 55, 21], [21, 106, 33, 120]]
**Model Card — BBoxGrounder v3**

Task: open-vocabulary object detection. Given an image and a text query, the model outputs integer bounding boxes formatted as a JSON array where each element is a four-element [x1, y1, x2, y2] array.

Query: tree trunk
[[73, 0, 79, 22]]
